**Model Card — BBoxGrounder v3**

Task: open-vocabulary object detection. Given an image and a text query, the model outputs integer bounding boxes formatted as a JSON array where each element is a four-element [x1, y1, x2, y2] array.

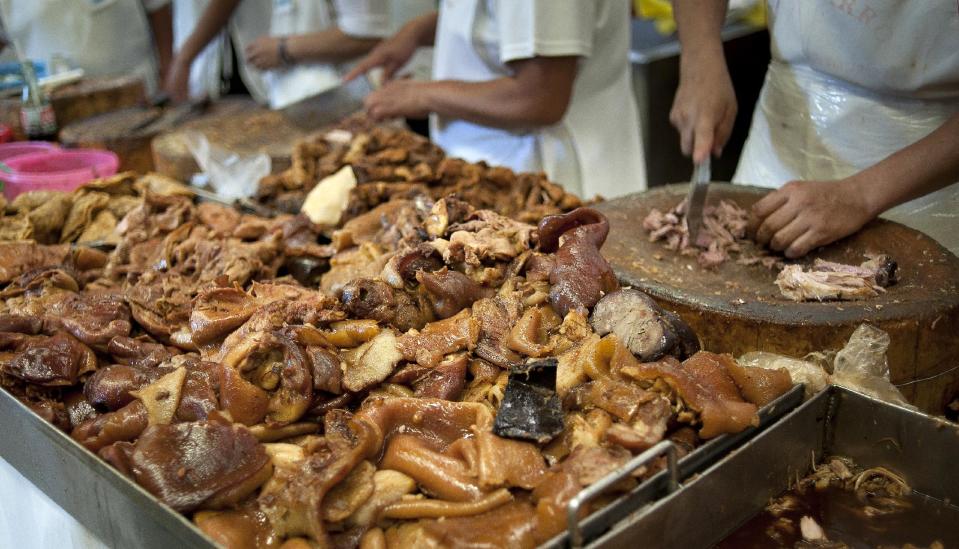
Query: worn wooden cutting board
[[60, 106, 164, 173], [1, 75, 145, 139], [151, 98, 315, 182], [596, 183, 959, 412]]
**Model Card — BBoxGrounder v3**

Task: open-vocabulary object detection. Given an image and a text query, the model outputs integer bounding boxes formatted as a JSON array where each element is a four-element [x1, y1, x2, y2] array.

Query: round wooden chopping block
[[0, 75, 145, 139], [151, 98, 311, 182], [595, 183, 959, 413], [60, 107, 163, 173]]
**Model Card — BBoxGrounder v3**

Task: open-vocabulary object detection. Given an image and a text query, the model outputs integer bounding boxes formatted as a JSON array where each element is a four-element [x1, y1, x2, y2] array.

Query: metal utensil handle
[[566, 439, 679, 548]]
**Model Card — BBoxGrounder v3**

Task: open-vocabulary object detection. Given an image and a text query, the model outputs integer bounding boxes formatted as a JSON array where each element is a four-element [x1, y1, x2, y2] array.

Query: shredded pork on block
[[642, 198, 778, 269], [775, 254, 899, 302]]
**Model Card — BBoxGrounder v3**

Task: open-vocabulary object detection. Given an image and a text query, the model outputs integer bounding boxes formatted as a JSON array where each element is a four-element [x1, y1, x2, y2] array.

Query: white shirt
[[430, 0, 646, 199], [734, 0, 959, 253], [227, 0, 392, 108], [0, 0, 169, 94]]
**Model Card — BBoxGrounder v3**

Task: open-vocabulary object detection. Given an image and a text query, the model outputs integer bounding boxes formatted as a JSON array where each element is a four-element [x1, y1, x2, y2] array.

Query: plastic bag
[[739, 323, 915, 409], [183, 131, 269, 201], [831, 324, 914, 409]]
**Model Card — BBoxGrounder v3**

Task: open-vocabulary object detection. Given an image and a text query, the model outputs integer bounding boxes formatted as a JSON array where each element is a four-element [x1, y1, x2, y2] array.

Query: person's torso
[[766, 0, 959, 100], [735, 0, 959, 252], [1, 0, 158, 92], [431, 0, 645, 198]]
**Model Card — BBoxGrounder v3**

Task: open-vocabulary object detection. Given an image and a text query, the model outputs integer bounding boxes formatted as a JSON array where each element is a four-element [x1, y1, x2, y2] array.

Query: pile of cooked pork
[[0, 133, 794, 549], [255, 117, 582, 224]]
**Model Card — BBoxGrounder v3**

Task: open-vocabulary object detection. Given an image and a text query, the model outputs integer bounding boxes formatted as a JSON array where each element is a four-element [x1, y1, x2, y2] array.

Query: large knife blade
[[279, 75, 372, 130], [684, 157, 711, 244]]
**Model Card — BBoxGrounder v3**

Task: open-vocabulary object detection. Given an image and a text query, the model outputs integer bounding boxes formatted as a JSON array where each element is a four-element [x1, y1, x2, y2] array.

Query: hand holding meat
[[364, 79, 431, 121], [245, 36, 283, 70], [163, 57, 192, 103], [751, 178, 875, 259], [344, 13, 435, 83]]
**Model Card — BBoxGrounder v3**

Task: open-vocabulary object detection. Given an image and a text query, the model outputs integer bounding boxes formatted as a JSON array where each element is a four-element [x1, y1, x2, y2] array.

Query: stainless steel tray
[[545, 383, 805, 548], [0, 381, 803, 549], [0, 389, 216, 548], [592, 385, 959, 548]]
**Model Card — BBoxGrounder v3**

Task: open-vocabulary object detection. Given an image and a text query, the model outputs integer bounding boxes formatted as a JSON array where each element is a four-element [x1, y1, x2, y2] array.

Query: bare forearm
[[178, 0, 240, 63], [286, 29, 379, 64], [674, 0, 728, 72], [422, 80, 554, 128], [405, 11, 438, 48], [147, 4, 174, 77], [422, 57, 576, 129], [856, 112, 959, 216]]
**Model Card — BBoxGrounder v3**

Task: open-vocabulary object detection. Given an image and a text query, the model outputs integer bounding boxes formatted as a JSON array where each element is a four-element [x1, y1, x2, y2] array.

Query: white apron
[[0, 0, 161, 94], [430, 0, 646, 199], [734, 0, 959, 254]]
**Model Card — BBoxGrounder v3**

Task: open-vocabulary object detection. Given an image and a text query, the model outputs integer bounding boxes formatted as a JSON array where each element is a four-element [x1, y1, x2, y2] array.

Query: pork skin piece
[[381, 244, 444, 288], [396, 309, 479, 368], [106, 336, 176, 369], [72, 399, 150, 451], [0, 242, 71, 284], [47, 289, 133, 351], [537, 207, 619, 317], [0, 314, 42, 334], [417, 268, 493, 319], [339, 278, 432, 332], [2, 331, 97, 387], [84, 364, 161, 411], [471, 295, 523, 369], [412, 354, 468, 400], [130, 421, 270, 512], [722, 356, 792, 407], [190, 286, 259, 346], [620, 352, 759, 439], [590, 288, 699, 362]]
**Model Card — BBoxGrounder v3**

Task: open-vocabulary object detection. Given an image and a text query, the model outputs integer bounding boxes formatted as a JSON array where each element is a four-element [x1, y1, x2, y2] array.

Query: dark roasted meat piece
[[2, 332, 96, 387], [417, 268, 493, 319], [538, 208, 619, 317], [590, 288, 700, 362]]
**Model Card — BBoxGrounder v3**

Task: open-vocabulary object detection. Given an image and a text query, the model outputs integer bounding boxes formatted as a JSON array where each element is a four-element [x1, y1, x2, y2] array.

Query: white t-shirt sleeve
[[495, 0, 595, 64], [333, 0, 392, 38]]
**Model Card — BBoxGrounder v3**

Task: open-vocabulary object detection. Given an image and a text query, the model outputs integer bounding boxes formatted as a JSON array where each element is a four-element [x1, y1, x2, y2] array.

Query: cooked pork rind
[[61, 191, 111, 243], [0, 212, 34, 241]]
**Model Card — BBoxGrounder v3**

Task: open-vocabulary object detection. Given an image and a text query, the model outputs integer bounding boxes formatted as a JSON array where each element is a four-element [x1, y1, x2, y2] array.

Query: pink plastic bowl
[[1, 149, 119, 200], [0, 141, 59, 162]]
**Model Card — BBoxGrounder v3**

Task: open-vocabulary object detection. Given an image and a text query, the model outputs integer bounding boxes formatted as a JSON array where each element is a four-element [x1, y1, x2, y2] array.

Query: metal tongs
[[189, 185, 277, 218], [684, 157, 711, 243]]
